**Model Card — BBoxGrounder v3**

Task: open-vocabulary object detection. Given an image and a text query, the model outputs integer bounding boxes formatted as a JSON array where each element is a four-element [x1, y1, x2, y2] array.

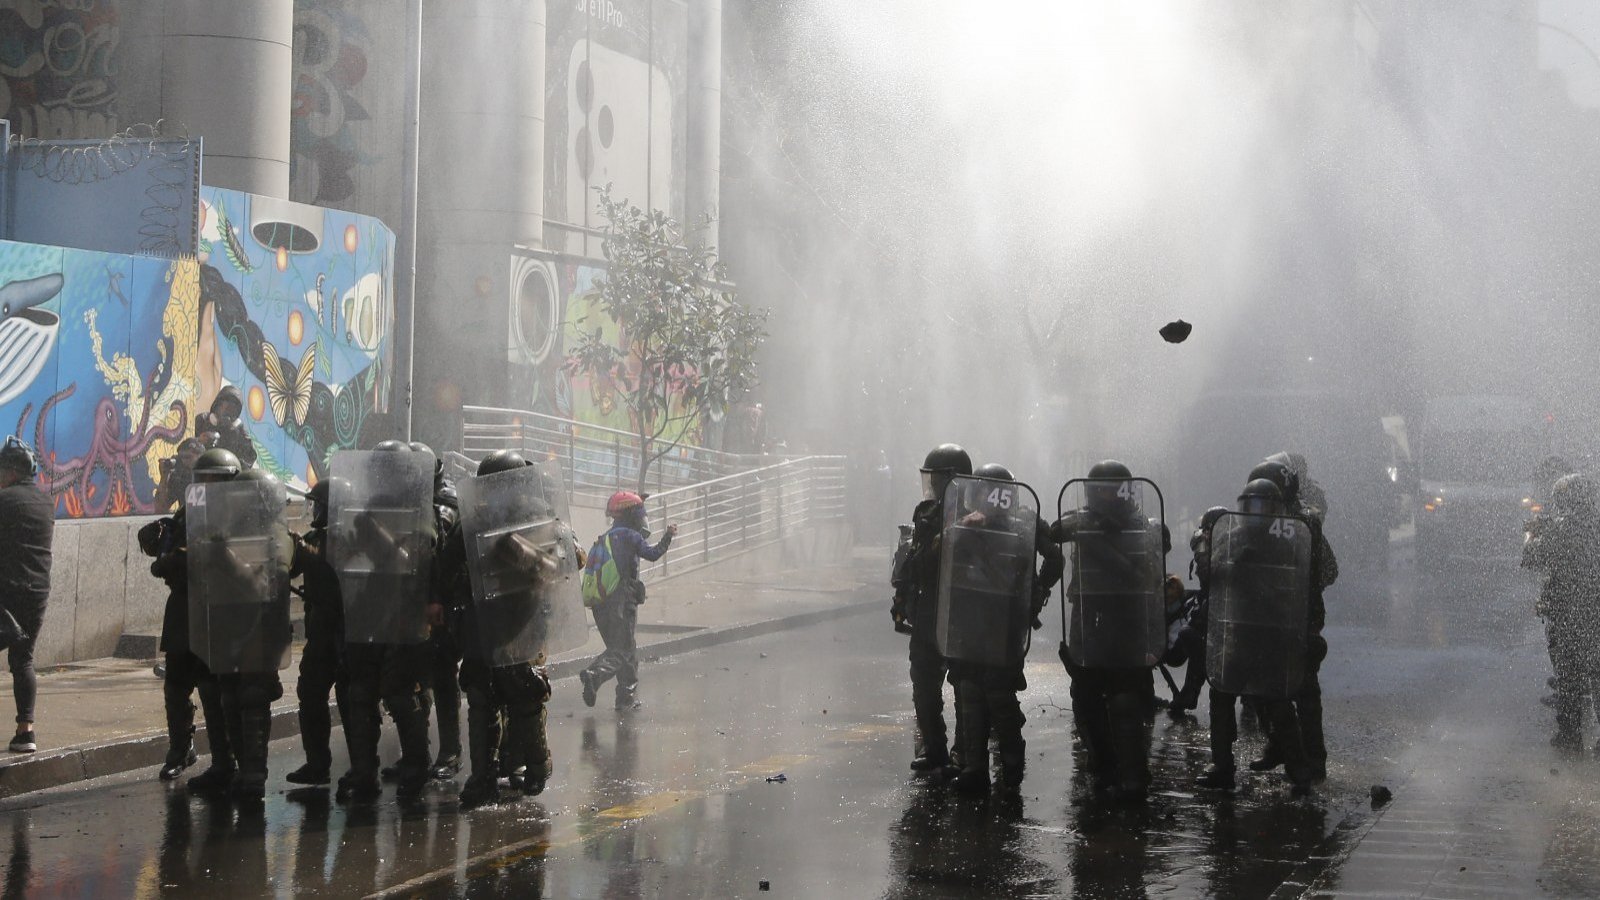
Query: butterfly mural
[[262, 341, 317, 427]]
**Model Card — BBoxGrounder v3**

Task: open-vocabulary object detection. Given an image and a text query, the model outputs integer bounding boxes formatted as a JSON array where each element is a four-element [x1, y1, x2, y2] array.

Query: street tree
[[566, 187, 768, 493]]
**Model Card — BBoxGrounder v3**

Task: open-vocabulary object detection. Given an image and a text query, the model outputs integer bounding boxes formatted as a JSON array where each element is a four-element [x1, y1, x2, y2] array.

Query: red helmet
[[606, 491, 645, 519]]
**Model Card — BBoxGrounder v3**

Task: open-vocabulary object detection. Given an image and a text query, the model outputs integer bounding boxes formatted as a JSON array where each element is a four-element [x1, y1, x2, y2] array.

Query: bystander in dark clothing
[[0, 437, 53, 752]]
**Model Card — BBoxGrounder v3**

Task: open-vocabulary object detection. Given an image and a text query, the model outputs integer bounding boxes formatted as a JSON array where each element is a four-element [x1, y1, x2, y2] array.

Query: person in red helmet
[[578, 491, 676, 709]]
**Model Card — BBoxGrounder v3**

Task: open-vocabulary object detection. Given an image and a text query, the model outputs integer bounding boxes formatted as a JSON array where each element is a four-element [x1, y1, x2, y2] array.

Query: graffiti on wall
[[0, 0, 122, 139], [506, 255, 703, 447], [0, 186, 394, 518], [288, 0, 407, 228]]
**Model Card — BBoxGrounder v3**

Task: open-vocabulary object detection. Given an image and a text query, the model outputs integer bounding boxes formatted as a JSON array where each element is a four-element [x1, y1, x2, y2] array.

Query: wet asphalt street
[[0, 563, 1560, 898]]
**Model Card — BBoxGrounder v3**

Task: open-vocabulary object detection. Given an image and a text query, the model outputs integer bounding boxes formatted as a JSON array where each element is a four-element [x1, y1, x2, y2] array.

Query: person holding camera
[[0, 437, 53, 753]]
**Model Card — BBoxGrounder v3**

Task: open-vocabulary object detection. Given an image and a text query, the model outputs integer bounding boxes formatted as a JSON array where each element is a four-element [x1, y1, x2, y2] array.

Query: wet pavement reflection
[[0, 564, 1565, 898]]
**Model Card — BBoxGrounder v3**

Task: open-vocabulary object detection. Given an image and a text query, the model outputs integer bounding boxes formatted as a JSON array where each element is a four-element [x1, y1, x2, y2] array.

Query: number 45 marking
[[1268, 518, 1296, 539], [986, 488, 1013, 509]]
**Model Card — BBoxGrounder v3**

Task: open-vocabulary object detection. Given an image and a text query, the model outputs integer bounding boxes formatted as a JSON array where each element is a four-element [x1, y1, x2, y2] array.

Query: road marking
[[365, 750, 828, 897]]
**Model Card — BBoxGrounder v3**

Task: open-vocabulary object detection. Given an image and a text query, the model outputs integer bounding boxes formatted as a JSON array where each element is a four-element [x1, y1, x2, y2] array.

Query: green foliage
[[566, 187, 767, 490]]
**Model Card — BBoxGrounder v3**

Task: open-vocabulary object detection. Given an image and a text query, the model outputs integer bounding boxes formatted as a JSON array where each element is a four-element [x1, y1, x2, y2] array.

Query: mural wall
[[0, 186, 394, 518], [288, 0, 408, 227]]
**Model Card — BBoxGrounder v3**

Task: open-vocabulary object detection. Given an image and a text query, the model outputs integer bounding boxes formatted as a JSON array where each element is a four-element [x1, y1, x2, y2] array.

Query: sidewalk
[[0, 550, 883, 799], [1308, 622, 1600, 898]]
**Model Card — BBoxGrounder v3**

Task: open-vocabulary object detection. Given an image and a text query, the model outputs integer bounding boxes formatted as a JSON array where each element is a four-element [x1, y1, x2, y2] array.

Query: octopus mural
[[0, 188, 395, 518]]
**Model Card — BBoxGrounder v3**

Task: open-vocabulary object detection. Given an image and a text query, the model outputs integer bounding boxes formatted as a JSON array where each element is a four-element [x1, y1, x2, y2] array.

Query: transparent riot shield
[[934, 476, 1039, 668], [328, 451, 437, 645], [185, 479, 293, 674], [440, 451, 478, 490], [457, 462, 588, 667], [1205, 511, 1311, 699], [1057, 477, 1167, 669]]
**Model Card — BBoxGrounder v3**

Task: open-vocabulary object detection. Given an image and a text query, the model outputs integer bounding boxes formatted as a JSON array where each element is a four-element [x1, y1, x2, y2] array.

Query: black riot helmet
[[1237, 478, 1284, 517], [372, 439, 410, 453], [921, 444, 972, 475], [1249, 459, 1297, 504], [1085, 459, 1136, 517], [408, 441, 442, 475], [476, 449, 528, 477], [236, 467, 278, 485], [193, 448, 242, 483], [920, 444, 972, 501], [964, 463, 1016, 517], [1190, 505, 1229, 553], [306, 480, 330, 528], [1552, 473, 1598, 517]]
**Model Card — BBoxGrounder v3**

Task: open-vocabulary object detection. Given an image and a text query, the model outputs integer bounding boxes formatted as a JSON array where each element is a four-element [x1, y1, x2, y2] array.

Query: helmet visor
[[1240, 495, 1277, 517]]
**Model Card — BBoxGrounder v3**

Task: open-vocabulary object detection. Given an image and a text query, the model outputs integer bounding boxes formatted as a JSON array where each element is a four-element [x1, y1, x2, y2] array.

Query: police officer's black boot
[[1263, 701, 1313, 797], [949, 681, 990, 795], [336, 692, 383, 803], [230, 703, 273, 803], [1198, 690, 1237, 791], [990, 688, 1027, 792], [504, 699, 549, 798], [187, 680, 236, 795], [1107, 692, 1151, 803], [1298, 687, 1327, 782], [289, 677, 334, 785], [1552, 680, 1584, 753], [161, 698, 198, 781], [459, 693, 502, 810], [391, 696, 433, 802]]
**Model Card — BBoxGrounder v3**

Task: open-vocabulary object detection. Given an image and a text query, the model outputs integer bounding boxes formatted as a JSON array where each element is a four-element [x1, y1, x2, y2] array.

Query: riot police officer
[[1522, 473, 1600, 751], [210, 467, 294, 801], [439, 450, 569, 808], [891, 444, 972, 778], [1049, 460, 1170, 802], [1198, 478, 1318, 796], [140, 448, 240, 785], [285, 481, 349, 785], [332, 441, 438, 802], [412, 441, 465, 779], [945, 463, 1063, 794], [1244, 458, 1338, 781]]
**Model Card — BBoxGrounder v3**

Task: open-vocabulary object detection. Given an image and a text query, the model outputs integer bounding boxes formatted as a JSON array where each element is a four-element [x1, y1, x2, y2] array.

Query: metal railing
[[461, 405, 767, 504], [636, 455, 847, 581]]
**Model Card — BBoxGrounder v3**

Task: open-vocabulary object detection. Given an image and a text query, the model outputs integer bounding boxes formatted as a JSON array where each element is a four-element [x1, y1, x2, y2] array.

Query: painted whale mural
[[0, 273, 63, 407]]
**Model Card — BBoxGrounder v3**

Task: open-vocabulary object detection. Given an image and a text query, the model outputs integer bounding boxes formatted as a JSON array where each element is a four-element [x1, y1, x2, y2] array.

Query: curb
[[0, 599, 876, 801]]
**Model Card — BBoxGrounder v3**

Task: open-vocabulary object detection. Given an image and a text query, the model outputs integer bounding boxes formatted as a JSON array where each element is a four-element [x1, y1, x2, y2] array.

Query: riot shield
[[1205, 511, 1311, 699], [328, 451, 437, 645], [457, 462, 588, 667], [185, 479, 293, 673], [1057, 477, 1167, 669], [440, 451, 478, 490], [934, 476, 1039, 668]]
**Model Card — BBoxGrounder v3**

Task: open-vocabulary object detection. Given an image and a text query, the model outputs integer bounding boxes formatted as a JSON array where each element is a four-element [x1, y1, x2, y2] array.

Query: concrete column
[[414, 0, 546, 444], [686, 0, 723, 249], [160, 0, 294, 197]]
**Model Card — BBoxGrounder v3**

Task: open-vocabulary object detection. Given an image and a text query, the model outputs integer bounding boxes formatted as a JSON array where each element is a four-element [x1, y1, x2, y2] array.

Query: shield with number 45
[[1206, 511, 1311, 699], [934, 475, 1040, 668]]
